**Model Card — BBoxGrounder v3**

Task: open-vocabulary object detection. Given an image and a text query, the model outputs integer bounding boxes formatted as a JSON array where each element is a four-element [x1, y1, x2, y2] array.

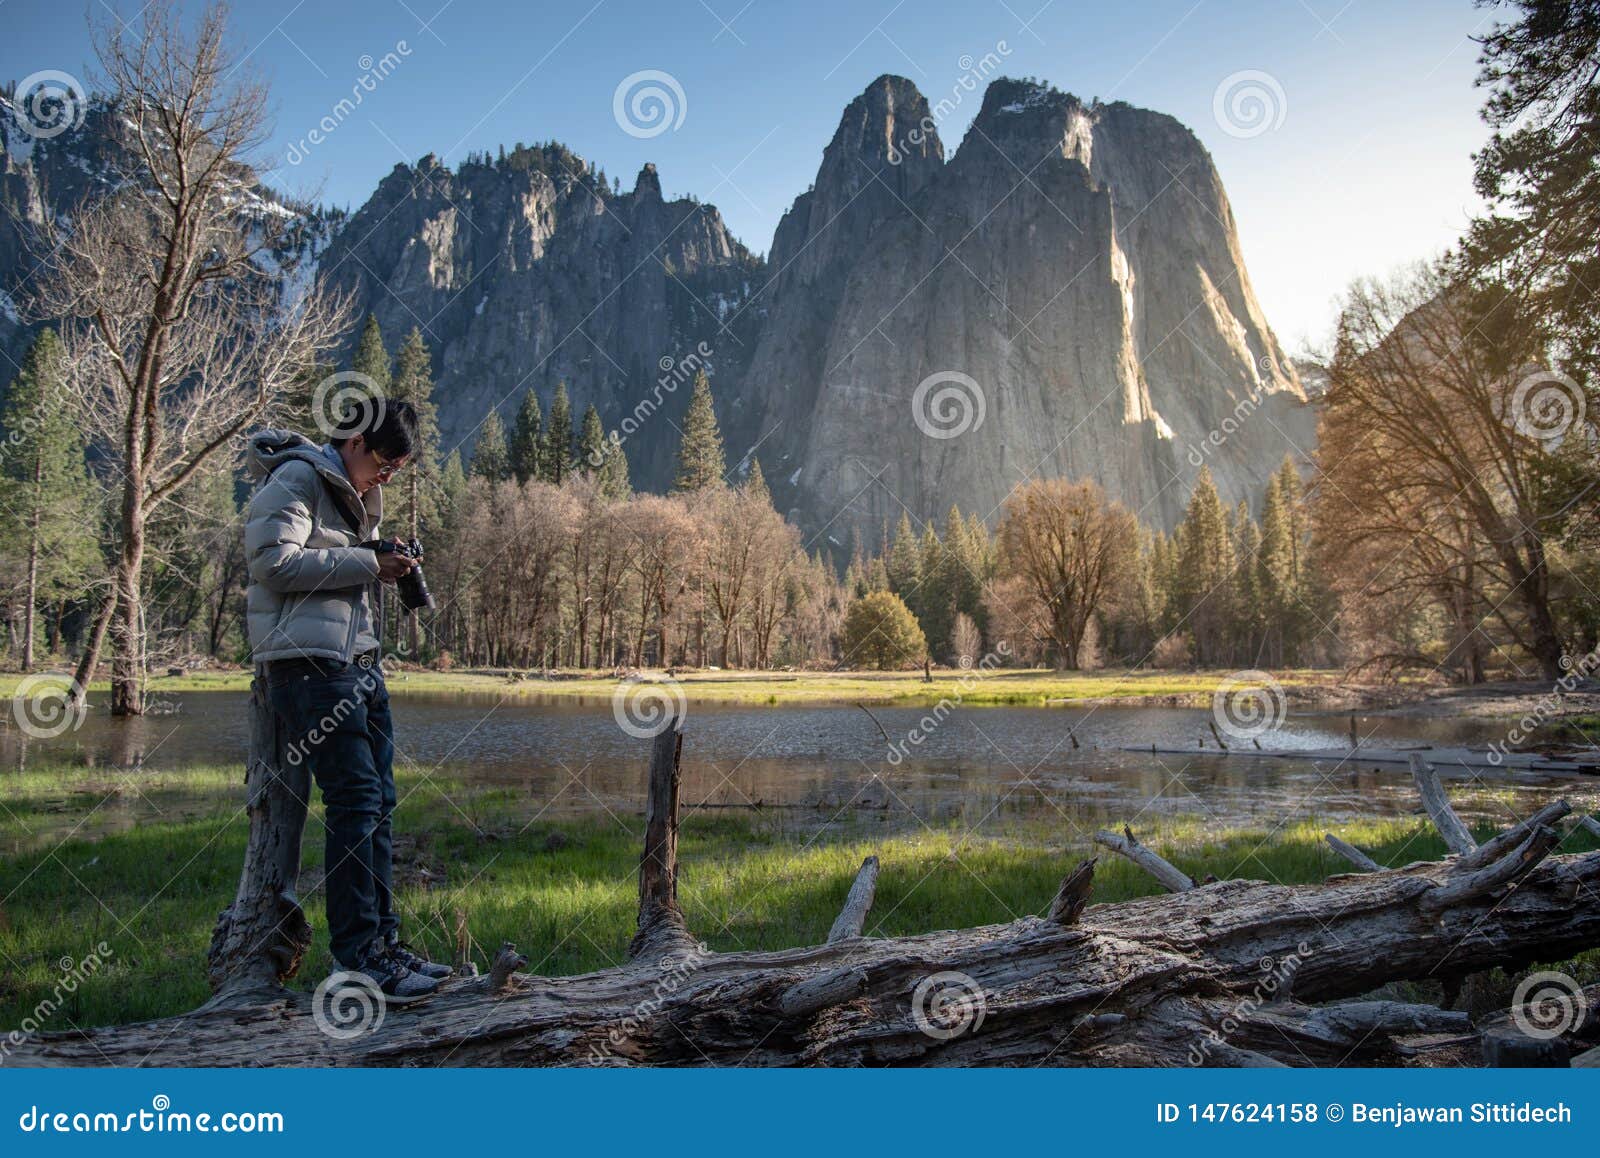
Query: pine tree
[[744, 457, 770, 504], [916, 523, 953, 659], [1276, 456, 1306, 578], [575, 401, 630, 498], [351, 314, 392, 396], [1174, 467, 1235, 667], [389, 328, 440, 538], [0, 330, 96, 669], [439, 449, 469, 512], [1256, 470, 1296, 666], [471, 409, 510, 482], [510, 389, 544, 484], [577, 404, 606, 475], [387, 329, 441, 655], [943, 504, 987, 635], [1232, 499, 1262, 661], [541, 382, 573, 485], [886, 513, 922, 596], [597, 438, 630, 500], [673, 369, 725, 492]]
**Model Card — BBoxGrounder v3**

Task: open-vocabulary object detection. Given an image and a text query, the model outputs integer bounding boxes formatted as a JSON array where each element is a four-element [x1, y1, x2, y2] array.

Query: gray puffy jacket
[[244, 430, 382, 664]]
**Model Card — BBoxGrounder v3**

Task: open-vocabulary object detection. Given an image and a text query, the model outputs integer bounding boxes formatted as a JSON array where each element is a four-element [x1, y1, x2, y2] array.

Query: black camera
[[362, 537, 435, 612]]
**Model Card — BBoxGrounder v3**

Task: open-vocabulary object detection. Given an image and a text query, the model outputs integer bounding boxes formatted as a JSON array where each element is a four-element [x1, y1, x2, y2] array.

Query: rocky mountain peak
[[632, 162, 662, 201]]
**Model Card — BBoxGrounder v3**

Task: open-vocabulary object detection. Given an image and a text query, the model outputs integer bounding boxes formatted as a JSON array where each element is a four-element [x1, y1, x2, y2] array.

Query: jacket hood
[[245, 428, 381, 526]]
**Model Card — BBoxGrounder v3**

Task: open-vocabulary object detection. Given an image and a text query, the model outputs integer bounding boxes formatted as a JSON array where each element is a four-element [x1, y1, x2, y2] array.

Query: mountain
[[1, 75, 1315, 535], [746, 76, 1313, 535], [314, 145, 763, 488]]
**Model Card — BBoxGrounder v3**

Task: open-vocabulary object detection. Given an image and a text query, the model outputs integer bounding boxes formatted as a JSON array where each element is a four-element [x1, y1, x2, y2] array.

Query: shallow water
[[4, 689, 1593, 852]]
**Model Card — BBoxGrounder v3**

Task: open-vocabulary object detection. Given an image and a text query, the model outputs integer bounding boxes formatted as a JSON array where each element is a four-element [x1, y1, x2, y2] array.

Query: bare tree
[[29, 2, 350, 713], [996, 478, 1137, 670], [624, 495, 697, 666], [1316, 262, 1585, 682]]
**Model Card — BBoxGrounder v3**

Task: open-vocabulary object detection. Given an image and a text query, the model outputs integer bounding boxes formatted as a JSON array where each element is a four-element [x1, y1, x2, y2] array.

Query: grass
[[1532, 713, 1600, 746], [2, 758, 1595, 1032], [0, 665, 1358, 709]]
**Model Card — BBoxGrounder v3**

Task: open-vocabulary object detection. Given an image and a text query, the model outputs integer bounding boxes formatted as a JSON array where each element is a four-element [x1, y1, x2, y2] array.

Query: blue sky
[[3, 0, 1501, 348]]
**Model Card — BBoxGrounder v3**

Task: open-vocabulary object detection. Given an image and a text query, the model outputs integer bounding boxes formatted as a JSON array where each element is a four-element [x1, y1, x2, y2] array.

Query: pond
[[5, 686, 1593, 852]]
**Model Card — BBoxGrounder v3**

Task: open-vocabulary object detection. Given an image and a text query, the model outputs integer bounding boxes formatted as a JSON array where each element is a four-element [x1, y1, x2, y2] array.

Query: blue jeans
[[266, 658, 399, 968]]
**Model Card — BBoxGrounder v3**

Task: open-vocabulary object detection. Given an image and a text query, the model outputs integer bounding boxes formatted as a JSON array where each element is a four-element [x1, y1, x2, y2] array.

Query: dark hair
[[331, 399, 419, 458]]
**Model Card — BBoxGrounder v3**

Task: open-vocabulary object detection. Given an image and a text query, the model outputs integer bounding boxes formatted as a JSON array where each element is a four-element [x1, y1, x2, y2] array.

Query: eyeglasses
[[371, 449, 408, 480]]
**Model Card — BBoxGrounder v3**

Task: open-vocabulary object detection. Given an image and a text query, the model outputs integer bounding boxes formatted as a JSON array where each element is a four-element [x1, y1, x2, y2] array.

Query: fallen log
[[10, 715, 1599, 1067], [1323, 832, 1381, 872], [1410, 753, 1477, 855], [1093, 826, 1195, 892]]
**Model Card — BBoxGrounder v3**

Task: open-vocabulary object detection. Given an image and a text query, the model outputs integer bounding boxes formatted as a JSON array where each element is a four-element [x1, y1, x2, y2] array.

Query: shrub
[[841, 591, 927, 670]]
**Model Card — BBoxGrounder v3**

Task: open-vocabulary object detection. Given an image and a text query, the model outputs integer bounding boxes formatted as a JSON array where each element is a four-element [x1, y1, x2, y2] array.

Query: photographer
[[243, 401, 451, 1003]]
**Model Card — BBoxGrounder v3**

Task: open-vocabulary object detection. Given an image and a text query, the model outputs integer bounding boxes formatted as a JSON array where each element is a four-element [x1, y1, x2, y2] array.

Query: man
[[243, 400, 451, 1002]]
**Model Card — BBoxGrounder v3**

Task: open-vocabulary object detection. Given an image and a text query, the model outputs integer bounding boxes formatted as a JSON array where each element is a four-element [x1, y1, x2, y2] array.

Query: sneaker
[[385, 933, 453, 980], [350, 940, 440, 1005]]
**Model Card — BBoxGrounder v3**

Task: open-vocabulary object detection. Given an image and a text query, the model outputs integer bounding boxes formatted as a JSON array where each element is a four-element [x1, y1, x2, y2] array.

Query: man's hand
[[375, 550, 416, 584]]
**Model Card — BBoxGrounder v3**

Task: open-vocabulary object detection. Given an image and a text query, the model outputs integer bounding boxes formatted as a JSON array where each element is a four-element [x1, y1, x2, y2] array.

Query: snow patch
[[788, 467, 801, 485]]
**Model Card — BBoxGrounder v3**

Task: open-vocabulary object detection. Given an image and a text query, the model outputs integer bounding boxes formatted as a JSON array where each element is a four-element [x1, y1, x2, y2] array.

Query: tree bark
[[16, 723, 1599, 1068], [67, 585, 118, 711], [22, 449, 42, 671], [204, 666, 312, 1000], [110, 484, 145, 716]]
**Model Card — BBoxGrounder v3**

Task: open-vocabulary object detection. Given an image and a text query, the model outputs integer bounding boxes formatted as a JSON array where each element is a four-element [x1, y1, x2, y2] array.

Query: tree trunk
[[110, 495, 145, 716], [21, 449, 42, 671], [15, 723, 1599, 1068], [205, 665, 312, 998], [67, 585, 119, 711]]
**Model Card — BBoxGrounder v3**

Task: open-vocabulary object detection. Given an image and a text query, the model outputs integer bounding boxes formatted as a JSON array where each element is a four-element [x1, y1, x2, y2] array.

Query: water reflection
[[4, 688, 1592, 848]]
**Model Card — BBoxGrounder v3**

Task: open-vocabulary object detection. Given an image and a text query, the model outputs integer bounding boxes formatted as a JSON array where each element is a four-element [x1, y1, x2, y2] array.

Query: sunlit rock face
[[747, 76, 1313, 538]]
